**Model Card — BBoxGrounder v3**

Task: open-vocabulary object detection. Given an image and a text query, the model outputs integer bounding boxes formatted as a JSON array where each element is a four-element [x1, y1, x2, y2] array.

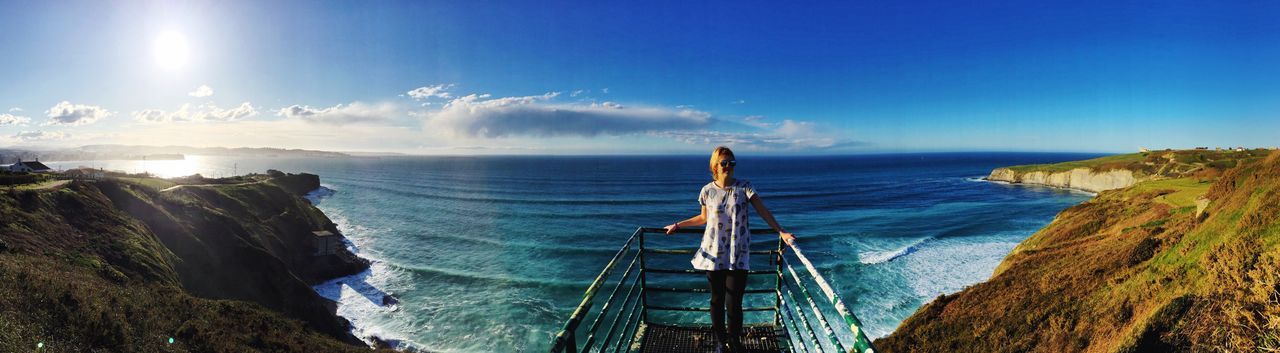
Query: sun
[[153, 31, 190, 71]]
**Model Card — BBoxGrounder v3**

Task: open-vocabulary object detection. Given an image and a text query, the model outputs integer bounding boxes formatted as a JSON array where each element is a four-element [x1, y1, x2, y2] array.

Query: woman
[[665, 146, 796, 352]]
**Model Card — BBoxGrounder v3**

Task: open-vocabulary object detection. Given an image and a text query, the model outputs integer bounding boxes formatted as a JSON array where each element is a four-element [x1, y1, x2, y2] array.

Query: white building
[[7, 160, 52, 173]]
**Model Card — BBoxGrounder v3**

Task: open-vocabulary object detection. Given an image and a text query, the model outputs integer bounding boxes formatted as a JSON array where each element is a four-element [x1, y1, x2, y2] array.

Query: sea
[[46, 152, 1100, 352]]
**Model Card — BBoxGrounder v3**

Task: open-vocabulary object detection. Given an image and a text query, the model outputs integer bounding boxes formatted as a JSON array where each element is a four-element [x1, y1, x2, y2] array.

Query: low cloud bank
[[277, 102, 398, 125], [133, 103, 258, 123], [426, 93, 713, 138]]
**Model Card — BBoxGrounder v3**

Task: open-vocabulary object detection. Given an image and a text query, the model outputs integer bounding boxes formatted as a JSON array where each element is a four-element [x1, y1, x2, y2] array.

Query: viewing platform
[[551, 227, 876, 353]]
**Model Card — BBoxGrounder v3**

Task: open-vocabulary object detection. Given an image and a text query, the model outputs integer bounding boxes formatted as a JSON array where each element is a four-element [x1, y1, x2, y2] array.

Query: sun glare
[[153, 31, 190, 71]]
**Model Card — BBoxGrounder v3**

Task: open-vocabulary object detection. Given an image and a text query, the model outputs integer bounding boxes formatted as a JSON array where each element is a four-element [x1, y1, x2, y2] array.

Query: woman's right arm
[[665, 205, 708, 235]]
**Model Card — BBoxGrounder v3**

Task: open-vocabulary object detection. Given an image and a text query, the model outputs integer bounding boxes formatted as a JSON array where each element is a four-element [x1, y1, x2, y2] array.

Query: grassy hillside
[[1003, 148, 1272, 178], [877, 150, 1280, 352], [0, 174, 386, 352]]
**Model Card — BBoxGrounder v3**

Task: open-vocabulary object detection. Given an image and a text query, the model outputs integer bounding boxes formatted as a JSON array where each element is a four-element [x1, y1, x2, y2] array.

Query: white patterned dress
[[691, 179, 756, 271]]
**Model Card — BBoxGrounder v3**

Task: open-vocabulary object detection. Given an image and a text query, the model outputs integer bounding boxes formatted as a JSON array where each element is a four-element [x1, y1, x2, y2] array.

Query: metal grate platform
[[550, 227, 876, 353], [639, 324, 786, 353]]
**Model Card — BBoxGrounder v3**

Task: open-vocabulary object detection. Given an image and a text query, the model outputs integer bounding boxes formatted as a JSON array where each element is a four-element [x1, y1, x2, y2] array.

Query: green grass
[[1129, 178, 1212, 208], [11, 179, 67, 190], [112, 177, 177, 191], [879, 150, 1280, 352], [1006, 153, 1146, 173], [1003, 149, 1270, 179]]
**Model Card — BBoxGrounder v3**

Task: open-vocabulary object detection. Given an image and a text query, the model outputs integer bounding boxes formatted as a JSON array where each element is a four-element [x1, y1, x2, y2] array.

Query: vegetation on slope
[[877, 150, 1280, 352], [1003, 148, 1272, 178], [0, 173, 385, 352]]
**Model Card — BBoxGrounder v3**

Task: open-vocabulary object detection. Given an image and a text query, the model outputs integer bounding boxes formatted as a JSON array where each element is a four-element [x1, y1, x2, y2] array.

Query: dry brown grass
[[876, 150, 1280, 353]]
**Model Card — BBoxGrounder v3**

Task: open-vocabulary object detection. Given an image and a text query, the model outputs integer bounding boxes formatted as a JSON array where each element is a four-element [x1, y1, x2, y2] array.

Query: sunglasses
[[718, 160, 737, 167]]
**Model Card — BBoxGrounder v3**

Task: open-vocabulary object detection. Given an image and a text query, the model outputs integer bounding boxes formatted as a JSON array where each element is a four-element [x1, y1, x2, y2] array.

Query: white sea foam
[[308, 187, 421, 350], [858, 237, 930, 264], [304, 185, 337, 203]]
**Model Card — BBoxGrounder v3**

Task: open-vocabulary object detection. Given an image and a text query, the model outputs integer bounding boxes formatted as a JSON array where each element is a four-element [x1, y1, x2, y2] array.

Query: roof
[[14, 161, 51, 170]]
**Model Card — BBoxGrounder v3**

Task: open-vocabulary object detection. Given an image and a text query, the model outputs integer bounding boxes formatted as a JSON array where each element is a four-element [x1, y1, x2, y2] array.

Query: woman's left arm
[[750, 195, 796, 246]]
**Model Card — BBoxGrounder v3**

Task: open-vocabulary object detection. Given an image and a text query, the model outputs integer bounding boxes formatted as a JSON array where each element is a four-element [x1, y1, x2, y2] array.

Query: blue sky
[[0, 0, 1277, 154]]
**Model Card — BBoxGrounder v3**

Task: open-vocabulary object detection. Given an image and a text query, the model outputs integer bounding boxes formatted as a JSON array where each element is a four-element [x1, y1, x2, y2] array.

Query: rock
[[987, 167, 1138, 193], [1195, 196, 1211, 220], [269, 172, 322, 196]]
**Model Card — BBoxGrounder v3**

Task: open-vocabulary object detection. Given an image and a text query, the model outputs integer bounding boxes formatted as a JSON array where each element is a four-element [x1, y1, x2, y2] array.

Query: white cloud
[[775, 119, 817, 137], [652, 119, 859, 150], [132, 102, 258, 123], [0, 113, 31, 126], [570, 90, 585, 97], [132, 109, 170, 123], [8, 107, 22, 112], [601, 88, 609, 94], [12, 130, 70, 141], [425, 93, 714, 138], [407, 84, 454, 100], [188, 85, 214, 97], [200, 102, 258, 121], [740, 115, 771, 129], [732, 99, 746, 104], [45, 101, 112, 126], [107, 118, 428, 153], [277, 101, 398, 125]]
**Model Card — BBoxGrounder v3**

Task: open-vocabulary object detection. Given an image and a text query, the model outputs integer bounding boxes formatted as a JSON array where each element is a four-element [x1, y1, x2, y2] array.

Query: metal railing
[[551, 227, 876, 353]]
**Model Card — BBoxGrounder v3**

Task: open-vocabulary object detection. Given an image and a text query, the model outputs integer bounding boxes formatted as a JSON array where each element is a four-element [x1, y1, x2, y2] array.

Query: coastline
[[983, 167, 1135, 194], [977, 175, 1099, 197], [877, 150, 1280, 351], [306, 185, 414, 351]]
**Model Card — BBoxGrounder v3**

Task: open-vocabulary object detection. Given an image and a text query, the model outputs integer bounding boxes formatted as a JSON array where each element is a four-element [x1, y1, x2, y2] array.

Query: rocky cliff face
[[878, 151, 1280, 352], [0, 173, 382, 352], [987, 167, 1139, 192]]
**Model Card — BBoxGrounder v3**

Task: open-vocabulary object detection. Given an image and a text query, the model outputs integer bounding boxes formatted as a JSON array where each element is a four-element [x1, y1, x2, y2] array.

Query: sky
[[0, 0, 1277, 155]]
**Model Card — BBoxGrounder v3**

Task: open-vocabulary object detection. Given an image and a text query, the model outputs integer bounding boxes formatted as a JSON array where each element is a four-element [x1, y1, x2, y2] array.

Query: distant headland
[[987, 147, 1277, 193], [0, 144, 367, 163]]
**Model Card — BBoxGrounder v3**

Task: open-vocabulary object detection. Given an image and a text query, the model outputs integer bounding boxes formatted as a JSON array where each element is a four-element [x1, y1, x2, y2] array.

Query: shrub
[[1128, 237, 1160, 266]]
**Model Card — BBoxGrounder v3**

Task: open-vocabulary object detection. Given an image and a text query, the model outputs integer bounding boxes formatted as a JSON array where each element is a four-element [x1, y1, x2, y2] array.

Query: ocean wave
[[334, 173, 616, 198], [347, 182, 677, 206], [304, 185, 337, 204], [392, 262, 595, 289], [858, 237, 929, 264], [313, 264, 413, 349], [401, 232, 627, 255]]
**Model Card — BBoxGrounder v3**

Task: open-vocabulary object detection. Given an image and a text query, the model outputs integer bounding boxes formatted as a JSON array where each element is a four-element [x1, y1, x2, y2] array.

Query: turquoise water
[[48, 153, 1097, 352]]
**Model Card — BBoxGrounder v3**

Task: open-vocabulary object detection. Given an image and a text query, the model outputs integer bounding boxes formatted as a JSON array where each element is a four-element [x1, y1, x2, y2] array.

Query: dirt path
[[160, 179, 265, 192], [14, 180, 71, 191]]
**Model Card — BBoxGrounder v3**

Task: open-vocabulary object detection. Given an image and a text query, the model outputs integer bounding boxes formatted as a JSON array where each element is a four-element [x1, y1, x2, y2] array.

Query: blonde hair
[[709, 146, 735, 178]]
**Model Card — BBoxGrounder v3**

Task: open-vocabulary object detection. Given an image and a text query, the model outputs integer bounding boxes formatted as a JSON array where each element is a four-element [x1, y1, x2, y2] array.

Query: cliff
[[0, 173, 386, 352], [877, 150, 1280, 352], [987, 149, 1272, 193], [987, 167, 1137, 193]]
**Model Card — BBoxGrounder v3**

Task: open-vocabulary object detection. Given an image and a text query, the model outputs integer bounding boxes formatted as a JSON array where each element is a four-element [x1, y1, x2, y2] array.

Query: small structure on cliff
[[312, 230, 339, 256], [63, 168, 105, 180], [7, 159, 52, 173]]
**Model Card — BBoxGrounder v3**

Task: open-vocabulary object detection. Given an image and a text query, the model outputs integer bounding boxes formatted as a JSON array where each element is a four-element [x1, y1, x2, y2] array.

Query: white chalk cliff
[[986, 167, 1139, 193]]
